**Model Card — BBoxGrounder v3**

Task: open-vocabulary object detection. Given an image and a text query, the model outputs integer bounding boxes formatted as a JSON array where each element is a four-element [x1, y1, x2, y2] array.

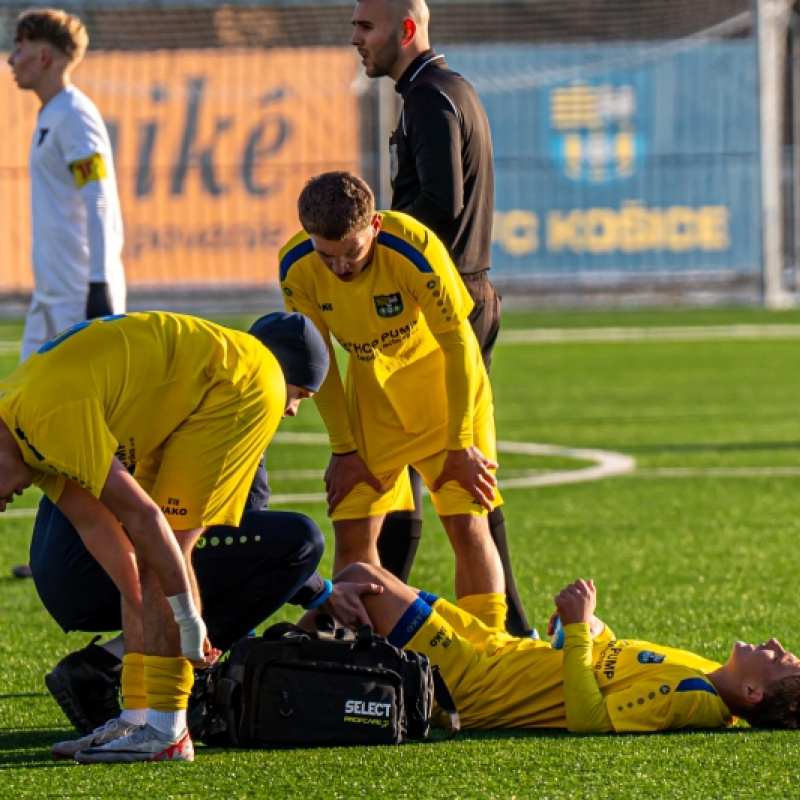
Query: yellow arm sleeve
[[435, 323, 477, 450], [281, 270, 357, 454], [312, 346, 358, 454], [562, 622, 615, 733]]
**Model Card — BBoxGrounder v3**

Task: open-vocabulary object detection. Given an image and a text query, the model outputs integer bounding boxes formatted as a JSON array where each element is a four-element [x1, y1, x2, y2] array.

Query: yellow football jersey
[[0, 312, 285, 519], [413, 599, 733, 733], [279, 212, 492, 473]]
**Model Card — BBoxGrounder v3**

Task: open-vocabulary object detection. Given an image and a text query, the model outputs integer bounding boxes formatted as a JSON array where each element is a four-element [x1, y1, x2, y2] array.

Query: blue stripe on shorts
[[417, 590, 439, 606], [387, 598, 433, 649]]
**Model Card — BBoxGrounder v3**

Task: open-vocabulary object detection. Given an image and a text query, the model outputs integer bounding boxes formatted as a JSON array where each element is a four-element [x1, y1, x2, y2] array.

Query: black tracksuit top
[[390, 50, 495, 277]]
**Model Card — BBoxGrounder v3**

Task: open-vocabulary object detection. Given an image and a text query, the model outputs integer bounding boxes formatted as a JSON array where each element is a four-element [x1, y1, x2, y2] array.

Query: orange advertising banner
[[1, 48, 360, 291]]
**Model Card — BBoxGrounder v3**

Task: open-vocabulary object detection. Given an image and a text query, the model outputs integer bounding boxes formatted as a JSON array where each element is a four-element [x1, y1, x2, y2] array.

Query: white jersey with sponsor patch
[[29, 84, 125, 303]]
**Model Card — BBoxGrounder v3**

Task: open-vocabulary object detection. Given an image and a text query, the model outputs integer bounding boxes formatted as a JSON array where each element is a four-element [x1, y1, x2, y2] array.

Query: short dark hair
[[15, 8, 89, 65], [739, 674, 800, 730], [297, 172, 375, 240]]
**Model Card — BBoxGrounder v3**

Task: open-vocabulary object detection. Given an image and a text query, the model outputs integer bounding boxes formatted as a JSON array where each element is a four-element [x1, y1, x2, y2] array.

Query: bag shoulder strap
[[431, 666, 460, 740]]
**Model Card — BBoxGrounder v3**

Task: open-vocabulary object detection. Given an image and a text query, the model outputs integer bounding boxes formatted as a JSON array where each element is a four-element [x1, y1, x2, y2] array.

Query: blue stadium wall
[[446, 41, 761, 281]]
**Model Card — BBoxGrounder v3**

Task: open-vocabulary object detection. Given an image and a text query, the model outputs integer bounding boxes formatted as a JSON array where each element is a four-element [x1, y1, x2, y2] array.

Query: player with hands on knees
[[281, 171, 507, 627]]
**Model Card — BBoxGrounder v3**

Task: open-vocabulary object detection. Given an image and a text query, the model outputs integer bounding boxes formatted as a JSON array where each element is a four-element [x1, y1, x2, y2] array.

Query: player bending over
[[0, 311, 327, 763], [313, 564, 800, 732]]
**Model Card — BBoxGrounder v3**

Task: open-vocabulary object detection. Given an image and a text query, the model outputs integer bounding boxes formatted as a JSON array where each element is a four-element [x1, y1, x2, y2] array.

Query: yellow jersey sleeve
[[562, 623, 615, 733], [437, 325, 477, 449], [24, 397, 118, 500], [279, 235, 357, 453]]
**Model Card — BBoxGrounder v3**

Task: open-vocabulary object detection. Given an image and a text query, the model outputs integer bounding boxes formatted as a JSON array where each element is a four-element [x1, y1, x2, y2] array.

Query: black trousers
[[30, 497, 324, 653]]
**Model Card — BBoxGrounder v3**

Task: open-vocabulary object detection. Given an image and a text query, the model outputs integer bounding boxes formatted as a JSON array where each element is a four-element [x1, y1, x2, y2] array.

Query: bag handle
[[260, 621, 310, 641]]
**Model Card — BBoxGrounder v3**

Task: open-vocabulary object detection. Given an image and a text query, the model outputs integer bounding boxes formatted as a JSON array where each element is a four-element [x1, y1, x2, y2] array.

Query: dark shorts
[[463, 272, 502, 373], [30, 496, 323, 652]]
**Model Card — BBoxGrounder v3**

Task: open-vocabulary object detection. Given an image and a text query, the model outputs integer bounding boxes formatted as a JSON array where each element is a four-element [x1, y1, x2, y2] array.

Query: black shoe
[[11, 563, 32, 578], [45, 636, 122, 735]]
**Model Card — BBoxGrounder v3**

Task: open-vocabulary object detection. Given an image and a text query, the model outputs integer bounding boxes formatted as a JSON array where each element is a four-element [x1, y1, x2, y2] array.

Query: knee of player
[[297, 513, 325, 563], [334, 561, 382, 585]]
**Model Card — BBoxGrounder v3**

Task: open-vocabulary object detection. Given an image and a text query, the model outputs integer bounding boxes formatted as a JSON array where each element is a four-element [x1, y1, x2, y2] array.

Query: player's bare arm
[[99, 460, 192, 597], [99, 459, 210, 666], [324, 451, 384, 515], [431, 446, 498, 511], [55, 479, 142, 612], [318, 580, 385, 628]]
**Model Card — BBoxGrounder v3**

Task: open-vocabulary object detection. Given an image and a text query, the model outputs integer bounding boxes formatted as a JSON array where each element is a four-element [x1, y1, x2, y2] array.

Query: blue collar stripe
[[675, 677, 718, 695], [378, 231, 434, 273], [279, 238, 315, 281]]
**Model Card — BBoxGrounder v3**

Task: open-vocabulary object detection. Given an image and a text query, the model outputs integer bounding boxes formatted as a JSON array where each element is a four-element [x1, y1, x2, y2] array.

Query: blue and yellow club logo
[[548, 80, 645, 184], [373, 293, 403, 318]]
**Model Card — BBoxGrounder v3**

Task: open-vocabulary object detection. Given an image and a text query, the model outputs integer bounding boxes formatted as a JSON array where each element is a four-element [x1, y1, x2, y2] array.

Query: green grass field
[[3, 306, 800, 798]]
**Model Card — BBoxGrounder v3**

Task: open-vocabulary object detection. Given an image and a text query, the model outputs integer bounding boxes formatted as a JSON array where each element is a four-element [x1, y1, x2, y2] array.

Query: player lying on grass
[[0, 310, 327, 763], [311, 564, 800, 732]]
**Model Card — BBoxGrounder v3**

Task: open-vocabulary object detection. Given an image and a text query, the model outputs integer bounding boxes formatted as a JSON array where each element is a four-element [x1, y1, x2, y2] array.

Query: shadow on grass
[[451, 726, 767, 742], [0, 727, 75, 769]]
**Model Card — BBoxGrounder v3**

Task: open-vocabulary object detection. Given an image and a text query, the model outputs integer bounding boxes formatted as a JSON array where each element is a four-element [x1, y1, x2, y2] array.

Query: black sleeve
[[85, 282, 112, 319], [287, 571, 327, 607], [399, 87, 464, 229]]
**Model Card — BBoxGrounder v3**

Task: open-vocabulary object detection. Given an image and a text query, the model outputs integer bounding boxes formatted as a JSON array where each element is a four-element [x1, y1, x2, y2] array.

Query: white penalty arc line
[[7, 437, 799, 517], [1, 436, 635, 516], [268, 433, 637, 502]]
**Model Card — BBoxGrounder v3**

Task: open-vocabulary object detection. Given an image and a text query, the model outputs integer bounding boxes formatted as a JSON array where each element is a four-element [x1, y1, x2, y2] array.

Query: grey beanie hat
[[248, 312, 329, 392]]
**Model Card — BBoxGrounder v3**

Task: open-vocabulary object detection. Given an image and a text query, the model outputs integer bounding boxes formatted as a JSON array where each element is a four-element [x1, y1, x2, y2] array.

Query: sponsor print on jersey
[[37, 128, 49, 146], [599, 641, 624, 679], [70, 152, 107, 188], [115, 437, 137, 470], [339, 320, 419, 362], [374, 293, 403, 318], [638, 651, 666, 665], [429, 625, 453, 650]]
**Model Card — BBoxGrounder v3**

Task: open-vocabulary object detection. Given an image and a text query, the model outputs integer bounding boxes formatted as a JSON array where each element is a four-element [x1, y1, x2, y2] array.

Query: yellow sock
[[144, 655, 194, 712], [121, 653, 147, 711], [457, 592, 507, 632]]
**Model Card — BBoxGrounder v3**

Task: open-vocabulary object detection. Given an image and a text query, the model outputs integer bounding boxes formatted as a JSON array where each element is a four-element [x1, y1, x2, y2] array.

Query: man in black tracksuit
[[350, 0, 534, 637]]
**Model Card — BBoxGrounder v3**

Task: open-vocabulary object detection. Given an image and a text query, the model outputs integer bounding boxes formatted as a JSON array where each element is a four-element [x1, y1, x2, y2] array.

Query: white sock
[[146, 709, 186, 738], [119, 708, 147, 726]]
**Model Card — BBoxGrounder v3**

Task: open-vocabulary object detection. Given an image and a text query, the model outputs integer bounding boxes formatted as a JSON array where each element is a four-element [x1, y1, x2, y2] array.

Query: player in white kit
[[8, 8, 126, 363]]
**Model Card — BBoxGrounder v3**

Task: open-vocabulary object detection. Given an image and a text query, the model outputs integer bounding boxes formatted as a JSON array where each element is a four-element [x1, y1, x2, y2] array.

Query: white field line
[[269, 435, 637, 503], [628, 466, 800, 478], [5, 436, 800, 516], [498, 324, 800, 344], [0, 323, 799, 356]]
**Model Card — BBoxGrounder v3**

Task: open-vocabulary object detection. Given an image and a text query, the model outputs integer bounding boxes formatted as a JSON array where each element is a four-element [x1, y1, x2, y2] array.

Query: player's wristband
[[167, 592, 206, 661], [303, 578, 333, 610]]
